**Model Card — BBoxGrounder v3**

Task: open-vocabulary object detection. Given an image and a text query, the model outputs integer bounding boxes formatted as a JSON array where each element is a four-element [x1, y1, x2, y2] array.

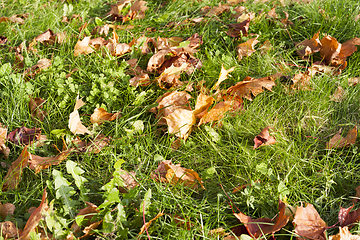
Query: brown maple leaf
[[28, 148, 72, 174], [156, 63, 189, 89], [212, 65, 236, 90], [330, 86, 346, 102], [198, 101, 231, 126], [164, 108, 196, 140], [29, 97, 47, 121], [236, 36, 260, 61], [7, 126, 42, 145], [118, 169, 138, 193], [227, 17, 252, 37], [296, 31, 321, 58], [90, 108, 121, 124], [123, 0, 148, 22], [74, 36, 106, 56], [0, 35, 8, 45], [253, 127, 276, 149], [72, 134, 111, 154], [293, 203, 326, 240], [326, 126, 357, 149]]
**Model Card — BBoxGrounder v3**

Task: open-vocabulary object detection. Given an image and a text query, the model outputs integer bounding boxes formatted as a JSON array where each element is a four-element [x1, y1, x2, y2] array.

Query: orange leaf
[[164, 108, 196, 140], [212, 65, 235, 90], [236, 36, 259, 61], [198, 101, 231, 126], [90, 108, 121, 124], [296, 31, 321, 58], [329, 227, 360, 240], [326, 126, 357, 149], [19, 189, 49, 240], [293, 203, 326, 240], [68, 96, 92, 135], [3, 147, 30, 191]]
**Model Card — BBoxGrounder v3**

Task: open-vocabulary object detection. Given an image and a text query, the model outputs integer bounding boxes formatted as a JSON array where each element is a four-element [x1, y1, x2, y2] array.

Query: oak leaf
[[90, 108, 121, 124], [68, 96, 92, 135], [293, 203, 326, 240], [329, 227, 360, 240], [326, 126, 357, 149], [19, 189, 48, 240], [253, 127, 276, 149]]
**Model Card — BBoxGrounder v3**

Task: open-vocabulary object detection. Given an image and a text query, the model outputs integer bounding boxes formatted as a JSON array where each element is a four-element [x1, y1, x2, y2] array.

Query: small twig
[[325, 221, 339, 230], [143, 201, 151, 240]]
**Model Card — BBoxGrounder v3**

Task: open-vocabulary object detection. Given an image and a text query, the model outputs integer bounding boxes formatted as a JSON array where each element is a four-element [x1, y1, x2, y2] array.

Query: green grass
[[2, 0, 360, 239]]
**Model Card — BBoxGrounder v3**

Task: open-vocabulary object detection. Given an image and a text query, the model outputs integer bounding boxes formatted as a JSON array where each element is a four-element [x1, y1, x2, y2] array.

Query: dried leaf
[[23, 58, 52, 78], [28, 149, 72, 174], [80, 221, 102, 239], [139, 211, 164, 235], [227, 18, 251, 37], [74, 37, 95, 56], [348, 77, 360, 86], [293, 203, 326, 240], [72, 134, 111, 154], [329, 227, 360, 240], [19, 189, 48, 240], [326, 126, 357, 149], [7, 126, 42, 146], [90, 108, 121, 124], [237, 36, 259, 61], [205, 3, 231, 16], [253, 127, 276, 149], [164, 108, 196, 140], [118, 170, 138, 193], [330, 86, 345, 102], [155, 160, 205, 189], [212, 65, 235, 90], [129, 73, 151, 87], [0, 36, 8, 45], [194, 92, 214, 116], [147, 49, 172, 72], [29, 97, 47, 121], [0, 124, 10, 159], [339, 205, 360, 228], [353, 186, 360, 203], [198, 101, 231, 126], [0, 203, 15, 219], [68, 96, 92, 135], [35, 29, 56, 45], [296, 31, 321, 58], [227, 75, 277, 101], [123, 1, 148, 22], [0, 221, 19, 239], [71, 202, 100, 234], [156, 63, 189, 89]]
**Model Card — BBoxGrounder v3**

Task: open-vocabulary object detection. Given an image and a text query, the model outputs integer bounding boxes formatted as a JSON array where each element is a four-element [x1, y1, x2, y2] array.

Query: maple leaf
[[212, 65, 236, 91], [105, 31, 131, 56], [326, 126, 357, 149], [0, 14, 27, 25], [123, 0, 148, 22], [90, 108, 121, 124], [198, 101, 232, 126], [227, 17, 252, 37], [348, 77, 360, 86], [236, 36, 259, 61], [150, 91, 192, 125], [0, 221, 19, 239], [329, 227, 360, 240], [0, 202, 15, 219], [156, 62, 189, 89], [128, 35, 156, 54], [147, 49, 172, 72], [227, 74, 279, 101], [194, 92, 215, 116], [28, 148, 72, 174], [338, 205, 360, 228], [29, 97, 47, 122], [139, 211, 164, 235], [7, 126, 42, 145], [18, 189, 48, 240], [164, 108, 196, 140], [23, 58, 52, 78], [74, 36, 106, 56], [234, 200, 290, 239], [0, 124, 10, 159], [293, 203, 326, 240], [153, 160, 205, 189], [296, 31, 322, 58], [68, 96, 92, 135], [253, 127, 276, 149]]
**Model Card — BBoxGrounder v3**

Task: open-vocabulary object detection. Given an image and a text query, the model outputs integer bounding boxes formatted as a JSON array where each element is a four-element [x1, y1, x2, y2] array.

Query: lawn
[[1, 0, 360, 239]]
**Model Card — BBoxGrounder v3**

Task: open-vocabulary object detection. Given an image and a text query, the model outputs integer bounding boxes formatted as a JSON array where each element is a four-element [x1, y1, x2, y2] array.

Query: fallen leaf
[[28, 149, 72, 174], [227, 0, 246, 5], [259, 40, 272, 54], [0, 203, 15, 219], [339, 205, 360, 228], [19, 189, 48, 240], [330, 86, 345, 102], [118, 169, 138, 193], [0, 221, 19, 239], [0, 36, 8, 45], [156, 63, 189, 89], [68, 96, 92, 135], [29, 97, 47, 121], [253, 126, 276, 149], [198, 101, 231, 126], [147, 49, 172, 72], [234, 200, 289, 239], [34, 29, 56, 45], [326, 126, 357, 149], [194, 92, 214, 116], [129, 73, 151, 87], [293, 203, 326, 240], [74, 37, 102, 56], [227, 74, 277, 101], [90, 108, 121, 124], [329, 227, 360, 240], [153, 160, 205, 189], [206, 3, 231, 16], [296, 30, 321, 58], [212, 65, 236, 90], [72, 134, 111, 154], [23, 58, 52, 78], [164, 108, 196, 140], [139, 211, 164, 235], [71, 202, 100, 234], [227, 17, 252, 37], [150, 91, 192, 125], [108, 0, 132, 20], [123, 0, 148, 22], [0, 14, 26, 24], [236, 36, 259, 61], [348, 77, 360, 86], [0, 124, 10, 159], [353, 186, 360, 203], [80, 220, 102, 239], [7, 126, 42, 145]]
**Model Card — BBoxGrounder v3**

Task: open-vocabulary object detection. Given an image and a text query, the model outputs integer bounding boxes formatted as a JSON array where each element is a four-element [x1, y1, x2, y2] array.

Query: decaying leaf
[[156, 63, 189, 89], [153, 160, 205, 189], [236, 36, 259, 61], [139, 211, 164, 235], [293, 203, 326, 240], [0, 203, 15, 219], [150, 91, 192, 125], [0, 14, 27, 25], [234, 200, 290, 239], [198, 101, 231, 126], [338, 205, 360, 228], [326, 126, 357, 149], [227, 74, 278, 101], [29, 97, 47, 121], [90, 108, 121, 124], [71, 202, 100, 234], [212, 65, 235, 90], [28, 148, 72, 174], [74, 36, 106, 56], [0, 124, 10, 159], [72, 134, 111, 154], [0, 221, 19, 239], [227, 17, 252, 37], [23, 58, 52, 78], [253, 127, 276, 149], [118, 169, 138, 193], [329, 227, 360, 240], [296, 31, 321, 58], [164, 108, 196, 140], [68, 96, 92, 135], [18, 189, 48, 240], [330, 86, 346, 102], [123, 1, 148, 22], [7, 126, 42, 146]]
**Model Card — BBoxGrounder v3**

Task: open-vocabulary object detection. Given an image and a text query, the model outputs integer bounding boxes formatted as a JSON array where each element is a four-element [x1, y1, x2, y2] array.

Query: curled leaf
[[253, 127, 276, 149], [90, 108, 121, 124], [326, 126, 357, 149]]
